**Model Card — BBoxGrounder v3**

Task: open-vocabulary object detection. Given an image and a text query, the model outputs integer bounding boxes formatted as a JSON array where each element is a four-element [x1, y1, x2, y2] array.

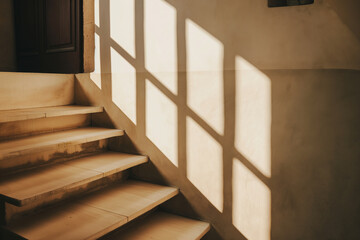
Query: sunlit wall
[[90, 0, 272, 239], [82, 0, 360, 239]]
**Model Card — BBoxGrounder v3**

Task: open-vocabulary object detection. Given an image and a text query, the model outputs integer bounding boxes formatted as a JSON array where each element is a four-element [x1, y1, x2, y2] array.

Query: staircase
[[0, 72, 210, 240]]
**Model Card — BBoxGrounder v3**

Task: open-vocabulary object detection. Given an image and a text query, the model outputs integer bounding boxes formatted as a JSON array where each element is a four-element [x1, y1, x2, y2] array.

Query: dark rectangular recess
[[269, 0, 314, 7]]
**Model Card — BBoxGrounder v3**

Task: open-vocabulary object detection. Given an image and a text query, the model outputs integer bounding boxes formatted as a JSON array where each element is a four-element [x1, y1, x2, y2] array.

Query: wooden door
[[14, 0, 82, 73]]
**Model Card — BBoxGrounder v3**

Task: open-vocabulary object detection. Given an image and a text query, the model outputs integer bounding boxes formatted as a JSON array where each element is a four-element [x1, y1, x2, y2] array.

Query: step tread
[[7, 201, 127, 240], [0, 152, 147, 206], [0, 127, 124, 160], [0, 105, 103, 123], [7, 181, 179, 240], [80, 180, 179, 221], [111, 212, 210, 240]]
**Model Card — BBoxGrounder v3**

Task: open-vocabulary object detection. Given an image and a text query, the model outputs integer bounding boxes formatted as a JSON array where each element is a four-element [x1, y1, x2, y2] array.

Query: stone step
[[5, 181, 178, 240], [0, 127, 124, 162], [107, 211, 210, 240], [0, 152, 147, 206], [0, 105, 103, 123], [0, 139, 108, 176]]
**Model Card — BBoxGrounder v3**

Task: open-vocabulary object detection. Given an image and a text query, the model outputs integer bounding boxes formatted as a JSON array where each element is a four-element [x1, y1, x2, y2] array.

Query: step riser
[[0, 106, 103, 124], [0, 140, 108, 175], [0, 114, 91, 141], [0, 72, 74, 111], [0, 128, 124, 165], [4, 171, 129, 224]]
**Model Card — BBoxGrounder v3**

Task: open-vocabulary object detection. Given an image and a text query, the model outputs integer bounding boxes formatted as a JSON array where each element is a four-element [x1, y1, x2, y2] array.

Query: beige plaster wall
[[0, 0, 16, 71], [76, 69, 360, 240], [83, 0, 95, 72], [77, 0, 360, 239], [0, 72, 74, 110], [328, 0, 360, 41], [89, 0, 360, 73]]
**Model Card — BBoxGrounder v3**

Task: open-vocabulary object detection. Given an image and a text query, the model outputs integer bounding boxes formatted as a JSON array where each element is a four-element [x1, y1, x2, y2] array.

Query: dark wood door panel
[[14, 0, 82, 73], [14, 0, 40, 56], [45, 0, 75, 53]]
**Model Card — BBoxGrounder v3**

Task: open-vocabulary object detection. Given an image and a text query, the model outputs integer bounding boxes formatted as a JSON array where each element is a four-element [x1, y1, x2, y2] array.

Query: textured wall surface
[[83, 0, 95, 72], [0, 72, 74, 110], [77, 0, 360, 239]]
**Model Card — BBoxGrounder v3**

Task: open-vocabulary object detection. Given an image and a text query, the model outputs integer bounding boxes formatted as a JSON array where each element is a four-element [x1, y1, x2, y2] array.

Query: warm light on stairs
[[0, 72, 210, 240]]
